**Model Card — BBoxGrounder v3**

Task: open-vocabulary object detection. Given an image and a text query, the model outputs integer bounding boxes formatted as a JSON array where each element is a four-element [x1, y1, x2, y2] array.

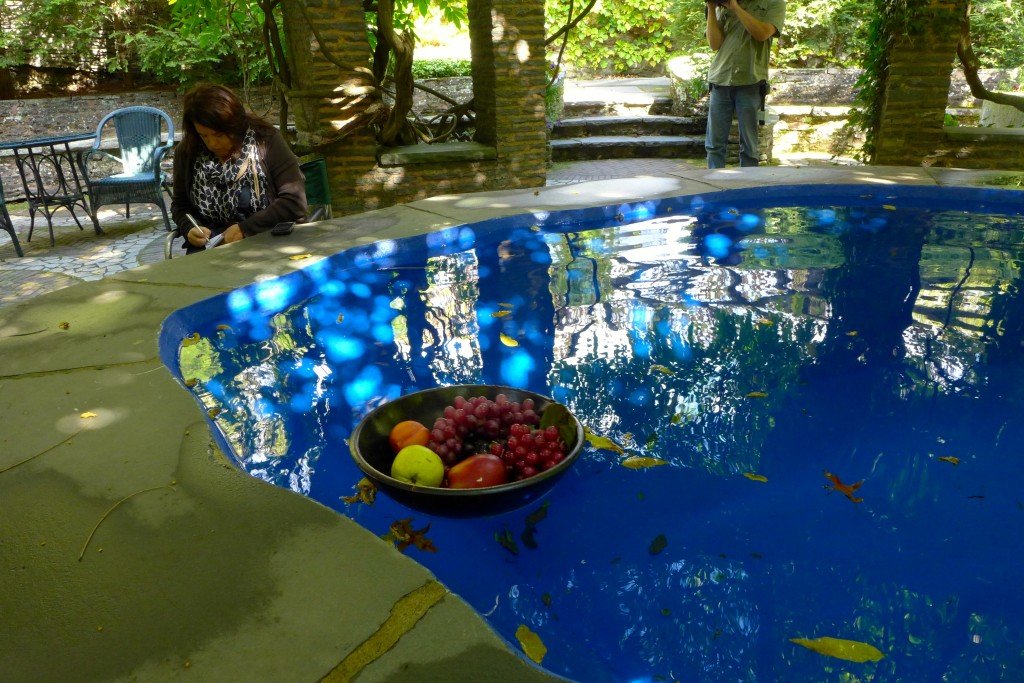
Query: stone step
[[562, 97, 675, 118], [552, 115, 706, 139], [550, 135, 706, 162]]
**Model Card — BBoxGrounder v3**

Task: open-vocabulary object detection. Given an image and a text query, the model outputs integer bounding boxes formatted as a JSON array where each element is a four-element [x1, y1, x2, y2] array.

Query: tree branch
[[545, 0, 598, 46], [957, 11, 1024, 113]]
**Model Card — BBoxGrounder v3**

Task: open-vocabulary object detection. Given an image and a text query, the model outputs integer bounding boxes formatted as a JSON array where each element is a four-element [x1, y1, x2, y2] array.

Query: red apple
[[447, 453, 508, 489]]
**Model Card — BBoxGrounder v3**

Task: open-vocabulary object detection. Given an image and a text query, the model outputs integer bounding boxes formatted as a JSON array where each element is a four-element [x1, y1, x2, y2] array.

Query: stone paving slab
[[0, 162, 1016, 682]]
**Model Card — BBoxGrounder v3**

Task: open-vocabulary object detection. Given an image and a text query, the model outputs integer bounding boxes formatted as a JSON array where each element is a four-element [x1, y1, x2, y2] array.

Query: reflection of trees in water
[[547, 216, 827, 476]]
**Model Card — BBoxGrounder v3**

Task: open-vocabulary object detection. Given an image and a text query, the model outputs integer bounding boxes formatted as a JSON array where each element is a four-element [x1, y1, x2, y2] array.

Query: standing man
[[705, 0, 786, 168]]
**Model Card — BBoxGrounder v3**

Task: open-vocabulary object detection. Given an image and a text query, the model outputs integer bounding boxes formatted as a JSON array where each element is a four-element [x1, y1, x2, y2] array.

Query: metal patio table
[[0, 132, 99, 247]]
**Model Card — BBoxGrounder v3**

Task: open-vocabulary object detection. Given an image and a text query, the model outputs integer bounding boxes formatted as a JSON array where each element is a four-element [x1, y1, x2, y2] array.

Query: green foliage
[[130, 0, 271, 88], [774, 0, 873, 67], [969, 0, 1024, 69], [412, 59, 472, 79], [546, 0, 684, 74]]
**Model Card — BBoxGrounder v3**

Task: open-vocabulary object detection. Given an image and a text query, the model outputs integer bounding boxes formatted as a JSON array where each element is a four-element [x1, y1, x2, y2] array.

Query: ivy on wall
[[846, 0, 969, 162]]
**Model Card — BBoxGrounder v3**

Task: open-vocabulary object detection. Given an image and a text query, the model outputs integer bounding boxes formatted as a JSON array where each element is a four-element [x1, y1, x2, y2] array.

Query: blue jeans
[[706, 83, 762, 169]]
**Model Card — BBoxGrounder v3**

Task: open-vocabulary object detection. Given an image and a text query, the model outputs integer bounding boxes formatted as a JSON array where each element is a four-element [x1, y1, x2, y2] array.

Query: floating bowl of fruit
[[349, 385, 584, 509]]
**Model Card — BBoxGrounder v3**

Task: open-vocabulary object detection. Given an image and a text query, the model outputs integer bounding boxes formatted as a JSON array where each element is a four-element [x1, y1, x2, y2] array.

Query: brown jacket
[[170, 127, 307, 238]]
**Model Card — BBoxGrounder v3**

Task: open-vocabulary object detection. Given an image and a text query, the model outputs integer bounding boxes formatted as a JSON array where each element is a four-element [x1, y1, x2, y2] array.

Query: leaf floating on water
[[208, 407, 223, 418], [216, 324, 232, 332], [289, 253, 313, 261], [58, 322, 71, 330], [382, 518, 436, 553], [341, 477, 377, 505], [491, 309, 512, 318], [671, 413, 684, 425], [746, 391, 769, 399], [585, 428, 624, 454], [649, 533, 668, 555], [516, 624, 547, 664], [181, 333, 201, 347], [622, 456, 668, 470], [938, 456, 960, 466], [743, 472, 768, 483], [184, 378, 197, 388], [530, 225, 541, 232], [495, 528, 519, 555], [499, 332, 519, 347], [525, 501, 550, 527], [756, 318, 774, 326], [824, 471, 864, 503], [336, 313, 345, 324], [846, 330, 859, 337], [650, 364, 674, 375], [790, 636, 885, 663], [498, 302, 514, 308], [80, 411, 98, 419], [882, 204, 897, 211], [661, 608, 671, 616]]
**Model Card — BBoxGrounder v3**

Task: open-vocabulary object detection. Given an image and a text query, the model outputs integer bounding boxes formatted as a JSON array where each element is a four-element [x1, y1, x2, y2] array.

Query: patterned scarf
[[190, 127, 270, 228]]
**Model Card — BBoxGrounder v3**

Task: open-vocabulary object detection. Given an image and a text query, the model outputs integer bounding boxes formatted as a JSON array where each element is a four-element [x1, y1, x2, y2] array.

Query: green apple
[[390, 444, 445, 487]]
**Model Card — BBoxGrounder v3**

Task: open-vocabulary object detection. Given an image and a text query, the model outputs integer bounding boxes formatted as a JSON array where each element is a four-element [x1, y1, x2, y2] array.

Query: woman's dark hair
[[178, 84, 276, 161]]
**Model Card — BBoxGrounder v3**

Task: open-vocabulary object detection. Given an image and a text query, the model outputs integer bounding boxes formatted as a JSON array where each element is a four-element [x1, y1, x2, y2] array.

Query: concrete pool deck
[[1, 161, 1020, 681]]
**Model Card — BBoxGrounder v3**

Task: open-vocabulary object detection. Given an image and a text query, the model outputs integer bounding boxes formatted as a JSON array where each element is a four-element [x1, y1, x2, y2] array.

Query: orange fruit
[[389, 420, 430, 453]]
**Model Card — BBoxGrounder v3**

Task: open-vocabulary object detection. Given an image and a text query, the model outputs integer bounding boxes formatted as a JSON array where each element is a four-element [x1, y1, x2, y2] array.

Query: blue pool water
[[160, 184, 1024, 681]]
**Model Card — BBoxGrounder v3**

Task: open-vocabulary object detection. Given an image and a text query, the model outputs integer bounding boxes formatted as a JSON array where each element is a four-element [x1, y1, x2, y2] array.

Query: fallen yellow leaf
[[938, 456, 960, 466], [790, 636, 885, 663], [882, 204, 896, 210], [58, 322, 70, 330], [584, 429, 624, 454], [746, 391, 769, 399], [650, 364, 674, 375], [516, 625, 547, 664], [181, 333, 201, 347], [499, 333, 519, 347], [184, 378, 197, 387], [498, 302, 514, 308], [846, 330, 859, 337], [621, 456, 668, 469], [289, 253, 312, 261], [743, 472, 768, 482], [491, 309, 512, 318], [80, 411, 98, 419], [756, 318, 774, 326]]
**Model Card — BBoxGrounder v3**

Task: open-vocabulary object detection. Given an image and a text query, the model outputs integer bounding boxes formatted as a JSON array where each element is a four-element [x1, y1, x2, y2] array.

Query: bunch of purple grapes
[[489, 423, 568, 481], [427, 394, 549, 472]]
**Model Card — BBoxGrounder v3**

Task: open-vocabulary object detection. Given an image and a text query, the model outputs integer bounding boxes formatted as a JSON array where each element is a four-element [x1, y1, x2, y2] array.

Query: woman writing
[[171, 84, 307, 254]]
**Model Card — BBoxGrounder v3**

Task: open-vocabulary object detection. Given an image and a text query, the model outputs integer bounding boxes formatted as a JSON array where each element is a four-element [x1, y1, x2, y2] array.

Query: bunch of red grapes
[[427, 394, 568, 481]]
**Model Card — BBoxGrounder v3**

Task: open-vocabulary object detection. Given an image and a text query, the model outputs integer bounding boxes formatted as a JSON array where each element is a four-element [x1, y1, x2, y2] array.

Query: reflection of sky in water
[[172, 193, 1024, 681]]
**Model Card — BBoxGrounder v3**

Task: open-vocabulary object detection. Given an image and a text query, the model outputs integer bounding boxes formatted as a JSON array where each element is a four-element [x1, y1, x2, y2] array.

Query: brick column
[[281, 0, 379, 216], [468, 0, 549, 180], [873, 0, 966, 165]]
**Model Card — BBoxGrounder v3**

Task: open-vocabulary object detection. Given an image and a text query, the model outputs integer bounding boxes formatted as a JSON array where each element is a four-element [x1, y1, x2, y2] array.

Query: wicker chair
[[81, 106, 174, 236], [0, 177, 24, 257]]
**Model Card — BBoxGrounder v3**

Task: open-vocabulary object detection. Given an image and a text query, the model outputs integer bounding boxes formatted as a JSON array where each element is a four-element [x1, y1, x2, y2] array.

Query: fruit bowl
[[349, 384, 584, 509]]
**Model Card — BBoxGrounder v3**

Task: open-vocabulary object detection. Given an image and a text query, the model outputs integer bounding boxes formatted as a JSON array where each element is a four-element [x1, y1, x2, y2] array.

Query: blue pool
[[160, 184, 1024, 681]]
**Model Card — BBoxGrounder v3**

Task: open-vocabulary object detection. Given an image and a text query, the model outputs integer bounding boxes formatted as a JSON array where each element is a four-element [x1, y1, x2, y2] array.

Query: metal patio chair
[[0, 176, 24, 257], [300, 157, 332, 221], [82, 106, 174, 237]]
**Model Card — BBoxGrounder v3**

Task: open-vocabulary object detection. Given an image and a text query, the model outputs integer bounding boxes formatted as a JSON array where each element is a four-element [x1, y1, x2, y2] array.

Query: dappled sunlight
[[56, 407, 126, 432]]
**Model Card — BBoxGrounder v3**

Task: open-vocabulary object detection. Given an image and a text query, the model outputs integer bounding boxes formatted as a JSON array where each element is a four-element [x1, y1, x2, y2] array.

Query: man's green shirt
[[707, 0, 786, 86]]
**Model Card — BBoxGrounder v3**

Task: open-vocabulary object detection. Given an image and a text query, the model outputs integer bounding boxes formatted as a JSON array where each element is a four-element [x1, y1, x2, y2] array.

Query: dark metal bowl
[[349, 384, 584, 511]]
